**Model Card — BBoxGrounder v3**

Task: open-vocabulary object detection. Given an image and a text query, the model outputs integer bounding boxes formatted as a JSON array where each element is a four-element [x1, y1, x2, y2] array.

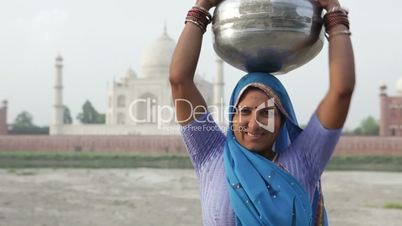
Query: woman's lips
[[245, 132, 263, 140]]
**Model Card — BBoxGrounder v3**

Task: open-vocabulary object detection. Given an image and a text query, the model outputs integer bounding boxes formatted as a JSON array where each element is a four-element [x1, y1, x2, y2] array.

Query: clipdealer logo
[[256, 98, 276, 133], [127, 97, 277, 133]]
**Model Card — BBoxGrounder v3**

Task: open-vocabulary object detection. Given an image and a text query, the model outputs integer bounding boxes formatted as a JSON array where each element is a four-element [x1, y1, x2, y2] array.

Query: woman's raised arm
[[316, 0, 356, 129], [169, 0, 222, 125]]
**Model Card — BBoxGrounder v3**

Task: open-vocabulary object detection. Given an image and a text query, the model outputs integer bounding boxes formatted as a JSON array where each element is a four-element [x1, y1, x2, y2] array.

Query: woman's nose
[[248, 116, 260, 131]]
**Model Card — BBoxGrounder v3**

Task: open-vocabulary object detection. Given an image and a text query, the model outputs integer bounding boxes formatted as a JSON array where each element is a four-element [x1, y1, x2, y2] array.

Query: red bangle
[[184, 6, 212, 34], [188, 10, 211, 24], [193, 5, 212, 20], [189, 9, 211, 21], [324, 11, 350, 33]]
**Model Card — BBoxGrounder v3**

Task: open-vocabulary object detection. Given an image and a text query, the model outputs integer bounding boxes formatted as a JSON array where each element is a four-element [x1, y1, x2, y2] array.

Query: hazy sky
[[1, 0, 401, 129]]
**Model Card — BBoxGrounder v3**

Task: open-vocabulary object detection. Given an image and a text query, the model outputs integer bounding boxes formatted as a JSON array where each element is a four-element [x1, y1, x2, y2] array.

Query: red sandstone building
[[380, 85, 402, 136], [0, 100, 8, 135]]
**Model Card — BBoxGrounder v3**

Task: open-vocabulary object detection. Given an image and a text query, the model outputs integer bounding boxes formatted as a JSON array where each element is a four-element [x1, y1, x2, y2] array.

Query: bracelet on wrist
[[323, 6, 351, 38], [184, 5, 212, 34], [194, 5, 211, 16]]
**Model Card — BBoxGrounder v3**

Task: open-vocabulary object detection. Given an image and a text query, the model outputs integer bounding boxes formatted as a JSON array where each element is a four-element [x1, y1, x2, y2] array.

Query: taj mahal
[[49, 27, 225, 136]]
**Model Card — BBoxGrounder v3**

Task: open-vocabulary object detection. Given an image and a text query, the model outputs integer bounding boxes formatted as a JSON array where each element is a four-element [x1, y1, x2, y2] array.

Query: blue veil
[[223, 72, 325, 226]]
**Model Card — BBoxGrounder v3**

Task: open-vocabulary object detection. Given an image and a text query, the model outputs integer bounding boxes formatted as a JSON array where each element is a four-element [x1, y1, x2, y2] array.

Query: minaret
[[51, 54, 64, 135], [379, 84, 388, 136], [213, 57, 225, 124]]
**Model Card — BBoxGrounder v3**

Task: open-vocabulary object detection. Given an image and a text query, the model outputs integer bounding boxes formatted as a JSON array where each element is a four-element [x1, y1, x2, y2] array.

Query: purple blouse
[[180, 112, 342, 226]]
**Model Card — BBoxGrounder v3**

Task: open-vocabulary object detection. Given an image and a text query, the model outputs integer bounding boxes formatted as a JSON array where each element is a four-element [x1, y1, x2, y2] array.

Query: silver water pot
[[212, 0, 324, 74]]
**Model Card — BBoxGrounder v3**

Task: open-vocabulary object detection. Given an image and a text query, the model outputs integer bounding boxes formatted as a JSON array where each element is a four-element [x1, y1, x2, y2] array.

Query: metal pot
[[212, 0, 324, 74]]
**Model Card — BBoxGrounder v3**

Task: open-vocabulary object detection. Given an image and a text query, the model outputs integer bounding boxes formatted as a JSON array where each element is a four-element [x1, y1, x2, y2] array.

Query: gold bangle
[[185, 18, 206, 33], [325, 30, 352, 40]]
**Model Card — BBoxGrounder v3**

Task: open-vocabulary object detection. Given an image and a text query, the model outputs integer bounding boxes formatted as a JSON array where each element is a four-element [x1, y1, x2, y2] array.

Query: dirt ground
[[0, 169, 401, 226]]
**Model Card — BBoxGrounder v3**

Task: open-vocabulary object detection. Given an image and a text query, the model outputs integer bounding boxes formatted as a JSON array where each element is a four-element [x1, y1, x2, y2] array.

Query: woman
[[169, 0, 355, 225]]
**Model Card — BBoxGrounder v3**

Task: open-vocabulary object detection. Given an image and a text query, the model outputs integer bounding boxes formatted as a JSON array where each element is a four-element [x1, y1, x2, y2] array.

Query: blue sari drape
[[223, 72, 327, 226]]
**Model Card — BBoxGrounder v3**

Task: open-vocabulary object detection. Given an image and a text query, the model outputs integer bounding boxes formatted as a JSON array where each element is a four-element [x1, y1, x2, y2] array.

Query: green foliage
[[383, 203, 402, 210], [10, 126, 49, 135], [0, 152, 192, 169], [63, 106, 73, 124], [76, 100, 105, 124], [10, 111, 49, 134], [97, 113, 106, 124], [13, 111, 34, 128], [341, 128, 354, 136], [353, 116, 379, 135], [327, 155, 402, 172], [1, 152, 402, 171]]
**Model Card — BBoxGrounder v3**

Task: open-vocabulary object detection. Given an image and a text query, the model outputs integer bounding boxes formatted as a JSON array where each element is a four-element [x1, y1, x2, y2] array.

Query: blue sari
[[224, 72, 328, 226]]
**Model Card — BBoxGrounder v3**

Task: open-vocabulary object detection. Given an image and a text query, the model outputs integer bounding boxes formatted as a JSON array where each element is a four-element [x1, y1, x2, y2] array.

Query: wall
[[0, 135, 186, 153]]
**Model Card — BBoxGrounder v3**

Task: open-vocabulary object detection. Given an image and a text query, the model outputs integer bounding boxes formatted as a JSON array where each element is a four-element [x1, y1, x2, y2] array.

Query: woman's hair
[[236, 86, 265, 105], [235, 86, 285, 125]]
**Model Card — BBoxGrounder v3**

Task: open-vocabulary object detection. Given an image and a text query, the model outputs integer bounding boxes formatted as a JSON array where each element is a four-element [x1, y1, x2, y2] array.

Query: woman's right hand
[[196, 0, 223, 10]]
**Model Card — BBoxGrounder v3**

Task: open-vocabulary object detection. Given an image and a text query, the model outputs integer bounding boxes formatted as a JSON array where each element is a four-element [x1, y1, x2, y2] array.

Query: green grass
[[363, 203, 379, 208], [383, 203, 402, 210], [1, 151, 402, 171], [327, 155, 402, 172], [6, 169, 37, 176], [0, 151, 193, 169]]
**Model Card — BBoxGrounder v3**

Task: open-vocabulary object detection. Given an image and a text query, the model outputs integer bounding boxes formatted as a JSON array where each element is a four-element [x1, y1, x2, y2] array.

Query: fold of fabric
[[224, 72, 327, 226]]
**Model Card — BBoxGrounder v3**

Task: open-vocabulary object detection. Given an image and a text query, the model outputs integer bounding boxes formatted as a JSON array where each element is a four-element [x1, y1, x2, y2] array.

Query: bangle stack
[[323, 6, 351, 40], [185, 5, 212, 34]]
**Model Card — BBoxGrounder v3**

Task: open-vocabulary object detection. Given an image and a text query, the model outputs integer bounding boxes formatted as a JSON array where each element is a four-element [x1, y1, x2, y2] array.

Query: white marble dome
[[141, 29, 176, 78]]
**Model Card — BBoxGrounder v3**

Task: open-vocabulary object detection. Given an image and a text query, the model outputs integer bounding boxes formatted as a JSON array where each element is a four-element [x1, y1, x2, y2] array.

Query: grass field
[[0, 151, 193, 169], [1, 151, 402, 171], [326, 155, 402, 172]]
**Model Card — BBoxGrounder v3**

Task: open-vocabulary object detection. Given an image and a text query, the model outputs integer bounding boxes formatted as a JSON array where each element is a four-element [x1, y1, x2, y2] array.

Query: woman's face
[[232, 88, 283, 157]]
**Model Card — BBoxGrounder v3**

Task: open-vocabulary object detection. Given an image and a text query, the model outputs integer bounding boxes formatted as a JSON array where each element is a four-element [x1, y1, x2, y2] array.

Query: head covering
[[224, 72, 314, 225], [227, 72, 302, 153]]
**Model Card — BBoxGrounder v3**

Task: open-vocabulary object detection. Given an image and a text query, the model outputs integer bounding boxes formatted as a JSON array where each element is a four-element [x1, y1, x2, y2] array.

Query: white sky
[[0, 0, 401, 130]]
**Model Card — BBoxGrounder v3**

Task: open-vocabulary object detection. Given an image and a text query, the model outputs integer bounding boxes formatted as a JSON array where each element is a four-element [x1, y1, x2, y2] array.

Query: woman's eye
[[239, 108, 251, 114]]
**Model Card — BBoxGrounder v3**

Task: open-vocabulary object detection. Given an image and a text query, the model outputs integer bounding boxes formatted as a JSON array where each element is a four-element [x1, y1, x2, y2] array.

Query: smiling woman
[[170, 0, 355, 225]]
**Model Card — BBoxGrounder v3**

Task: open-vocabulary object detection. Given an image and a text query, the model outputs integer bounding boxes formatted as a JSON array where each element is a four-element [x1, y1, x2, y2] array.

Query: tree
[[77, 100, 105, 124], [63, 106, 73, 124], [96, 113, 106, 124], [341, 127, 354, 136], [13, 111, 34, 128], [10, 111, 49, 135], [353, 116, 379, 135]]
